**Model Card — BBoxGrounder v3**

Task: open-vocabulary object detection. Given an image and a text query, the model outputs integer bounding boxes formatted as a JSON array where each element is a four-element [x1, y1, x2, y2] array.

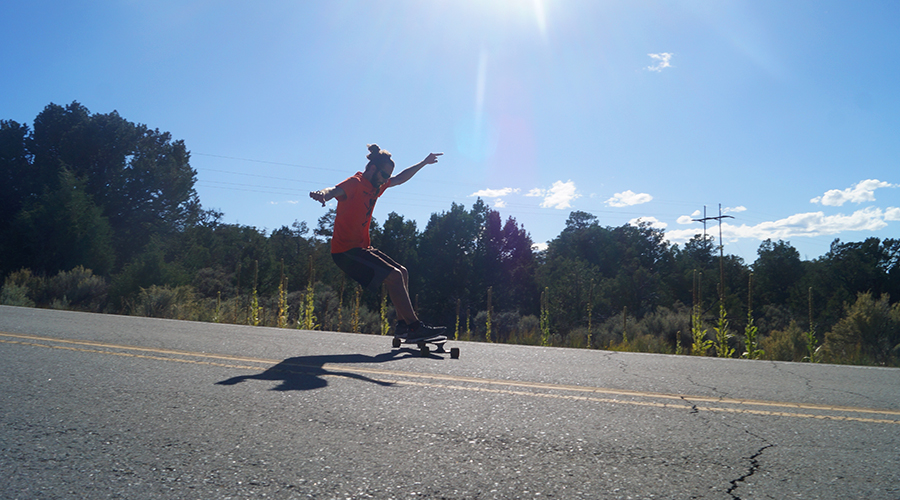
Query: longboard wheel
[[392, 337, 402, 348], [450, 347, 460, 359]]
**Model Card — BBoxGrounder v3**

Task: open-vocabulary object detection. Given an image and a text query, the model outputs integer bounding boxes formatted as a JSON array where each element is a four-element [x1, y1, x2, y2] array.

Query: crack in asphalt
[[726, 444, 774, 500], [772, 363, 882, 407], [685, 374, 726, 398], [679, 392, 775, 500], [681, 396, 700, 414]]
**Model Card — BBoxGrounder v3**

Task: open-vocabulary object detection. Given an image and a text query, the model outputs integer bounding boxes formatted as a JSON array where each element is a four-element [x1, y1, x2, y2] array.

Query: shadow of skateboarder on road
[[215, 351, 409, 391]]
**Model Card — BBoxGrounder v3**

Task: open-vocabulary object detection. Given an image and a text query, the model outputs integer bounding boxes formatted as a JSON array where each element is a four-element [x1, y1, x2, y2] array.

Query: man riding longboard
[[310, 144, 446, 343]]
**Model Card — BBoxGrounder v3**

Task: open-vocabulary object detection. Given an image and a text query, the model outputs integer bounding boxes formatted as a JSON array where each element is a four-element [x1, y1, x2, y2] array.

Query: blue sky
[[3, 1, 898, 264]]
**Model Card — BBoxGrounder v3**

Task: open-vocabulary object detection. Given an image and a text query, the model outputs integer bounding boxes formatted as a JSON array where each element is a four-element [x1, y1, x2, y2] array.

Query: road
[[1, 305, 898, 499]]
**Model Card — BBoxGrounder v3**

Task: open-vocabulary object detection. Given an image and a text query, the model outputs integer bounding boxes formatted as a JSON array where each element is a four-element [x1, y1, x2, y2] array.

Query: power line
[[198, 168, 324, 186], [193, 152, 486, 189], [193, 152, 345, 173], [194, 152, 743, 233]]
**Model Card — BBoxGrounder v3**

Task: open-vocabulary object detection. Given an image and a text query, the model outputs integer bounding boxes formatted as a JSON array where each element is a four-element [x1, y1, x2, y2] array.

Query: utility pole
[[692, 204, 734, 300]]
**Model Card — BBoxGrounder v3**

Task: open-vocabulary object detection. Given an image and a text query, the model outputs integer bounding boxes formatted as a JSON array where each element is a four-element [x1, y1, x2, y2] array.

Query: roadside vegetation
[[3, 102, 899, 366]]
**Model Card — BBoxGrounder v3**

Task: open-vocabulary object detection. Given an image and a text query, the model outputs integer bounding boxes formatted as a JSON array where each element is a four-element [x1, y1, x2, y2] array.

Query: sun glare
[[533, 0, 548, 39], [475, 0, 549, 40]]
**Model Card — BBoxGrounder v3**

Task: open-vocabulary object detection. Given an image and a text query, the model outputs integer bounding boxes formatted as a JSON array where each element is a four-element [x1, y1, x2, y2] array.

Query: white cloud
[[810, 179, 894, 206], [677, 215, 695, 224], [470, 188, 519, 209], [530, 180, 580, 209], [606, 190, 653, 207], [646, 53, 673, 72], [532, 242, 549, 252], [629, 217, 667, 229], [665, 207, 894, 244], [470, 187, 519, 198], [724, 206, 747, 214]]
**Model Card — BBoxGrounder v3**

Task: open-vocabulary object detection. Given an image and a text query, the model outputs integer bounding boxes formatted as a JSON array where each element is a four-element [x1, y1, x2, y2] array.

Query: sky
[[2, 0, 899, 264]]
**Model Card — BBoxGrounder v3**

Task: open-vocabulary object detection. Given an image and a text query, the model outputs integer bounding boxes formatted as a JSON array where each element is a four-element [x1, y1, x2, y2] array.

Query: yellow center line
[[2, 331, 898, 424], [383, 379, 900, 425]]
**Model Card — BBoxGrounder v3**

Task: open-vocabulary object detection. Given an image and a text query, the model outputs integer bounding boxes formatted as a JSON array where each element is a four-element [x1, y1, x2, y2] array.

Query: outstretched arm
[[389, 152, 443, 187], [309, 186, 346, 206]]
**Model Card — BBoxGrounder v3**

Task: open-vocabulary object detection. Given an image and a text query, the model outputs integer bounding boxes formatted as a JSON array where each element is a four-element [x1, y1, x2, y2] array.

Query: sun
[[475, 0, 549, 40]]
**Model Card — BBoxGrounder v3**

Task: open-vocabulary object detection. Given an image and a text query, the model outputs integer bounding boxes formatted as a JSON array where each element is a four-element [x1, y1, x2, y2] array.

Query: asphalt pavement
[[1, 305, 898, 499]]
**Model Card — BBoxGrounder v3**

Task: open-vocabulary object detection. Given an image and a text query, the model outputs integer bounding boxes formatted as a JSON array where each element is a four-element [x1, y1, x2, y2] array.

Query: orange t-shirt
[[330, 172, 390, 254]]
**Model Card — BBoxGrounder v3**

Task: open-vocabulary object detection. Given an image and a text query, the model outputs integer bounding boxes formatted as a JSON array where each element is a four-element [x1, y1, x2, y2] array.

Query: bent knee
[[385, 268, 404, 284]]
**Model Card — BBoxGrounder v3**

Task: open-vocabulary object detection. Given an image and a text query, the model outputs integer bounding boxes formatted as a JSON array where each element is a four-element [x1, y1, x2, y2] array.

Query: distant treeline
[[2, 102, 899, 366]]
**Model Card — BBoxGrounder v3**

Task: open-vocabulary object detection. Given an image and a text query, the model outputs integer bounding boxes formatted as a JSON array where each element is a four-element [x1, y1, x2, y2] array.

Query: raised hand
[[423, 152, 443, 165], [309, 190, 327, 207]]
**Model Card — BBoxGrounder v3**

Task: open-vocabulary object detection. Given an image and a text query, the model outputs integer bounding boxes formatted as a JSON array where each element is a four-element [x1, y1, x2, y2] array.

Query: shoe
[[393, 322, 410, 339], [405, 321, 446, 342]]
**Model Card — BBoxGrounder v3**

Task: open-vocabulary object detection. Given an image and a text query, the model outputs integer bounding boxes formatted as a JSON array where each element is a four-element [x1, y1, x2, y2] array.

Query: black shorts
[[332, 247, 400, 293]]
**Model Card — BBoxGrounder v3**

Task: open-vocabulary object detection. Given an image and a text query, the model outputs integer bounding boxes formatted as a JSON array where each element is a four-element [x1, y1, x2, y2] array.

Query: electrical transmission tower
[[692, 204, 734, 300]]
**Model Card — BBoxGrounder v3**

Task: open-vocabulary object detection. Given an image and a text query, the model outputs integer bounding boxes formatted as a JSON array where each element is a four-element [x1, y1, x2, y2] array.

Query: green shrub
[[608, 332, 674, 354], [761, 321, 806, 361], [507, 314, 542, 345], [0, 283, 35, 307], [823, 292, 900, 366], [130, 285, 197, 320], [45, 266, 107, 311]]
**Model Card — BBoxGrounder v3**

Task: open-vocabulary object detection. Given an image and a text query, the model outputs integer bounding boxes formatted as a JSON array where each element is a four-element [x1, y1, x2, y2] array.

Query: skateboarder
[[310, 144, 445, 341]]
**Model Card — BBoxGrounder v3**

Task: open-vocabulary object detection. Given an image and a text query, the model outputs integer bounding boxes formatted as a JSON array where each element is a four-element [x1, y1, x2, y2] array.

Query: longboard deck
[[400, 336, 446, 344], [392, 336, 459, 359]]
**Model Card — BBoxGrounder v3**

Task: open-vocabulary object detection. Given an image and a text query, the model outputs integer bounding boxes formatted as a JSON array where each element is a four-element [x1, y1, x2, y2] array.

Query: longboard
[[392, 335, 459, 359]]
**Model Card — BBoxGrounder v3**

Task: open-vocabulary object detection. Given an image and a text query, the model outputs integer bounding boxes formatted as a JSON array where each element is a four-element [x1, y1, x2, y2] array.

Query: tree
[[537, 256, 598, 334], [752, 239, 803, 308], [669, 234, 718, 314], [269, 220, 313, 292], [370, 211, 420, 287], [805, 237, 897, 333], [417, 202, 480, 323], [543, 215, 676, 325], [473, 210, 537, 315], [23, 102, 200, 268], [564, 211, 599, 232], [7, 169, 114, 276], [315, 209, 336, 239], [545, 211, 607, 270], [0, 120, 33, 226], [498, 215, 539, 314], [885, 239, 900, 299], [608, 221, 674, 317]]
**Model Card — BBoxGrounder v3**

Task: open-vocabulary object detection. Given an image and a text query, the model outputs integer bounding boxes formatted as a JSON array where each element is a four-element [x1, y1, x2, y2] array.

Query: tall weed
[[713, 303, 735, 358]]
